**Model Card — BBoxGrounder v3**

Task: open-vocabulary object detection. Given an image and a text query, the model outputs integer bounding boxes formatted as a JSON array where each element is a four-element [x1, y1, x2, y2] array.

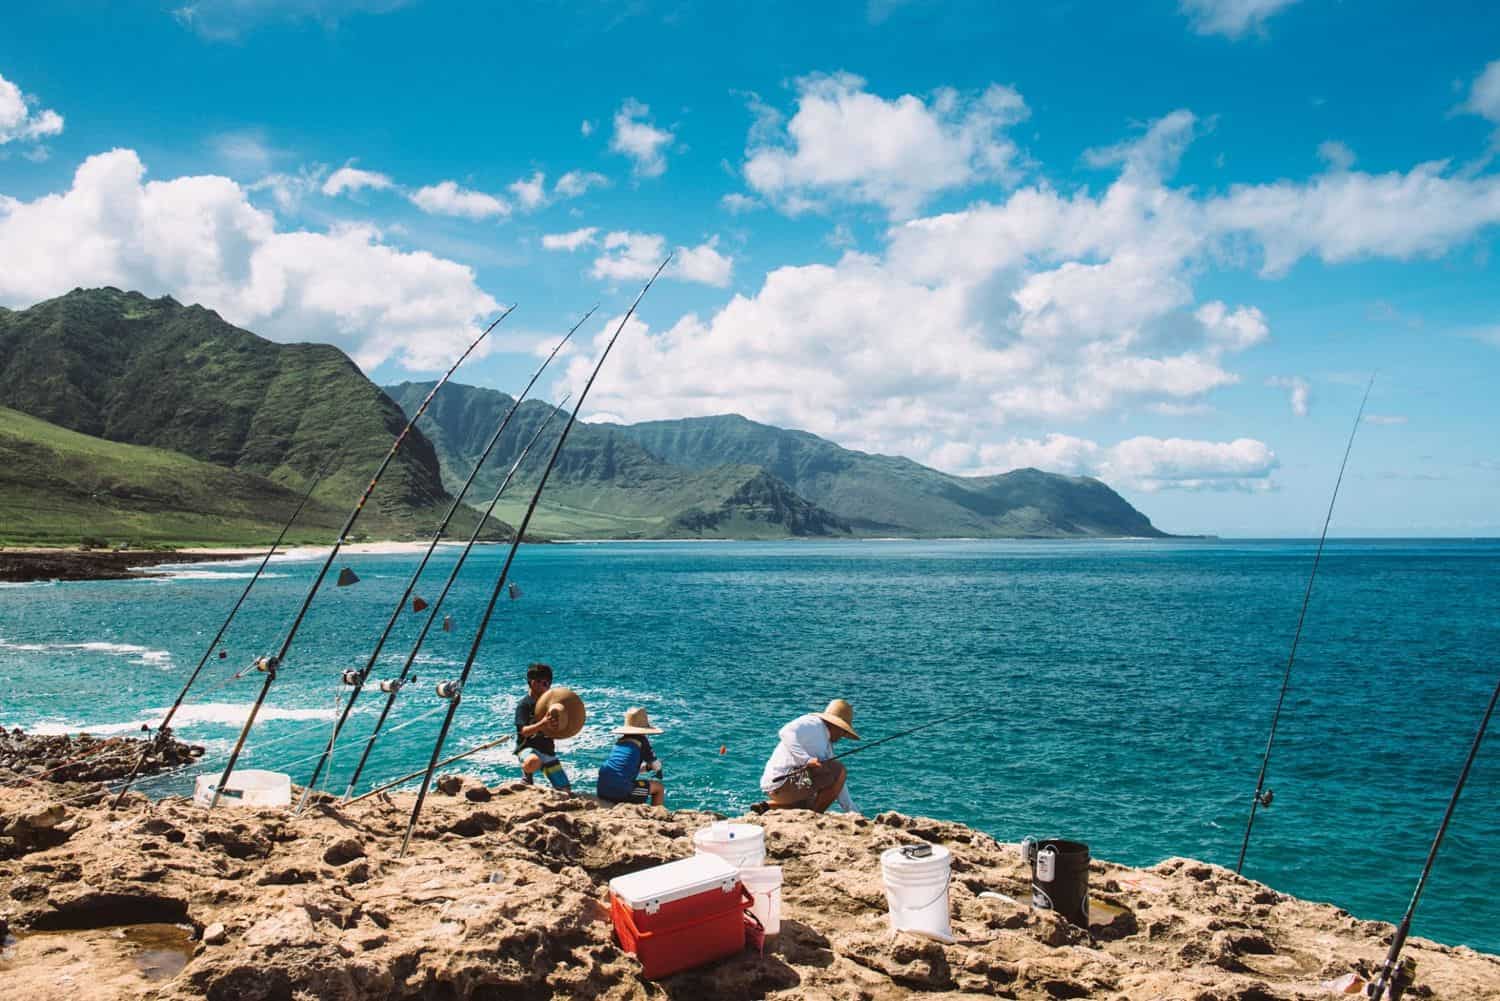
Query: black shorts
[[599, 777, 653, 804]]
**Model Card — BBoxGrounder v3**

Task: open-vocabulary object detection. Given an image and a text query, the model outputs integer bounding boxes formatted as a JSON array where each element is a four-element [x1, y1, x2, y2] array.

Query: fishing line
[[1367, 675, 1499, 1000], [208, 305, 514, 809], [296, 315, 589, 803], [1235, 373, 1375, 874], [340, 389, 573, 797], [771, 706, 975, 786], [399, 259, 671, 856], [110, 447, 343, 807]]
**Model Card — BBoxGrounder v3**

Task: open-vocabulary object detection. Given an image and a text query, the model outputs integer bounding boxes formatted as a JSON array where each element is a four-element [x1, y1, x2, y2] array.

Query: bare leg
[[650, 780, 664, 807], [521, 755, 542, 782], [812, 762, 846, 814]]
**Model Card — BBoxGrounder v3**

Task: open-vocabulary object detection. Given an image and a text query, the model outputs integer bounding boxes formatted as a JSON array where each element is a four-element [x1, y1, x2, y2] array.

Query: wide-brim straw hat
[[613, 706, 663, 736], [535, 686, 586, 739], [817, 698, 860, 740]]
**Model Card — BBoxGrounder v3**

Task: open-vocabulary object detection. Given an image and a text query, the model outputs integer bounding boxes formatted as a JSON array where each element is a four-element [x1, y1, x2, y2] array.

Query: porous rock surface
[[1, 778, 1497, 1000]]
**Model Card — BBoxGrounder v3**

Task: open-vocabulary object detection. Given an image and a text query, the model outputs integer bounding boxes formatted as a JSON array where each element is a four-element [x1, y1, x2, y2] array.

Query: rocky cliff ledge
[[1, 774, 1497, 1000]]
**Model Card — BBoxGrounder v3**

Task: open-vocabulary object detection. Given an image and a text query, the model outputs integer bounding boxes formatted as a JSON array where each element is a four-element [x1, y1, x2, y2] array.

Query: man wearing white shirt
[[757, 698, 861, 815]]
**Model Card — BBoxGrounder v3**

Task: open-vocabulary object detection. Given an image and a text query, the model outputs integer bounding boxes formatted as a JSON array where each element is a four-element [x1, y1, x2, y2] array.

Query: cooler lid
[[609, 854, 740, 910], [693, 821, 764, 846]]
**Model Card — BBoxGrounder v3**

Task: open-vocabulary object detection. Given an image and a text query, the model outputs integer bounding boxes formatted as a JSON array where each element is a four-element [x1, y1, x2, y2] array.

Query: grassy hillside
[[385, 382, 850, 539], [0, 406, 354, 547], [0, 288, 455, 533], [607, 414, 1165, 537]]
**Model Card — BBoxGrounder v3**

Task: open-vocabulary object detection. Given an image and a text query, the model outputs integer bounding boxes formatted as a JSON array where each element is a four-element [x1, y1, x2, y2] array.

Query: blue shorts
[[598, 777, 653, 804], [517, 747, 570, 789]]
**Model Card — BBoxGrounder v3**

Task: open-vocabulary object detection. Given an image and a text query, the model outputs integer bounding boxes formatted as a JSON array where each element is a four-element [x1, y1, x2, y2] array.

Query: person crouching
[[515, 662, 571, 790], [758, 698, 861, 815], [597, 707, 665, 806]]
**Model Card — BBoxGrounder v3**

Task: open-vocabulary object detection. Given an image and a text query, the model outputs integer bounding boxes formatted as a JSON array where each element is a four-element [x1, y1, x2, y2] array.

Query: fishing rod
[[110, 447, 343, 809], [1367, 675, 1499, 1000], [344, 735, 512, 805], [771, 706, 974, 785], [295, 315, 588, 806], [1235, 374, 1375, 873], [341, 389, 571, 798], [398, 258, 670, 856], [207, 305, 514, 809]]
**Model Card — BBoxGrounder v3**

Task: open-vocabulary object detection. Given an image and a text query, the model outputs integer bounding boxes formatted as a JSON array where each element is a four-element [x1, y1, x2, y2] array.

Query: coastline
[[0, 541, 466, 584]]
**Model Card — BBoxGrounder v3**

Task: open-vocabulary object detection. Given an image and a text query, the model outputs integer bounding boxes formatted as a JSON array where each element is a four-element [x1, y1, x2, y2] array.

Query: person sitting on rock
[[596, 707, 665, 806], [515, 662, 570, 790], [756, 699, 861, 815]]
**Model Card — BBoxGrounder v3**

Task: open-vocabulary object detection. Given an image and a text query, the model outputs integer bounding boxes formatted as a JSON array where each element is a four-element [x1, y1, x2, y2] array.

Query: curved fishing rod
[[399, 258, 670, 856], [340, 390, 571, 798], [770, 706, 974, 786], [1235, 374, 1374, 873], [1367, 675, 1498, 1000], [295, 315, 589, 805], [207, 305, 515, 809], [110, 447, 343, 809]]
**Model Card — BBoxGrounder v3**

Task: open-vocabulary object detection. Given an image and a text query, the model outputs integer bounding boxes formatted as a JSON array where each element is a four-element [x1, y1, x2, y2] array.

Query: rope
[[1235, 373, 1374, 875]]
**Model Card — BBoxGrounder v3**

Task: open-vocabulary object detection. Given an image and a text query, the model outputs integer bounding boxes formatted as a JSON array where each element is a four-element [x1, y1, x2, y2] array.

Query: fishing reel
[[377, 678, 404, 694], [1256, 788, 1274, 808], [340, 670, 363, 687], [435, 680, 462, 700], [255, 655, 280, 674]]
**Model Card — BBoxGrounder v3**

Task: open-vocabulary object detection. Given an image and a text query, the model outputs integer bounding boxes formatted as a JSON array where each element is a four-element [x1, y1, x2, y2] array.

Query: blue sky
[[1, 0, 1497, 535]]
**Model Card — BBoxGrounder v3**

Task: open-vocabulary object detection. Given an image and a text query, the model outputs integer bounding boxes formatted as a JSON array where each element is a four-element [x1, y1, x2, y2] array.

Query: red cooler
[[609, 854, 753, 979]]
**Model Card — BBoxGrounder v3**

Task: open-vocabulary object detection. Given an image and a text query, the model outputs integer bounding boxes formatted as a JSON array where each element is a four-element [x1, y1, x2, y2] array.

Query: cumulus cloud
[[408, 180, 510, 219], [542, 227, 598, 251], [1463, 59, 1500, 136], [946, 433, 1277, 490], [743, 73, 1028, 219], [508, 171, 548, 210], [610, 99, 674, 177], [1178, 0, 1300, 38], [554, 169, 608, 198], [0, 149, 500, 371], [580, 119, 595, 137], [721, 192, 761, 214], [322, 164, 394, 197], [1317, 140, 1356, 171], [0, 71, 63, 146], [589, 231, 732, 287], [1266, 375, 1310, 416], [1083, 109, 1202, 183]]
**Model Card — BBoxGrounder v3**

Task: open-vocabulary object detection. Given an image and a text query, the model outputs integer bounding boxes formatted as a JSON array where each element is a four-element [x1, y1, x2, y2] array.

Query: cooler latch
[[645, 898, 660, 915], [720, 878, 737, 894]]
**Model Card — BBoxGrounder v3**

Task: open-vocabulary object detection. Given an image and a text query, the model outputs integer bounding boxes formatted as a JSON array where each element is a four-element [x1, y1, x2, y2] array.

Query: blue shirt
[[597, 735, 655, 799]]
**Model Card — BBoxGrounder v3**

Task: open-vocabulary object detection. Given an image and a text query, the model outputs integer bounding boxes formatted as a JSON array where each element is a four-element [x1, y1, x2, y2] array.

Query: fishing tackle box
[[608, 853, 754, 979]]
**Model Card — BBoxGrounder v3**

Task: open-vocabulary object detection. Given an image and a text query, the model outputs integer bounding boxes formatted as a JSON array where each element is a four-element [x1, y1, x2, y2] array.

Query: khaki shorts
[[767, 759, 845, 808]]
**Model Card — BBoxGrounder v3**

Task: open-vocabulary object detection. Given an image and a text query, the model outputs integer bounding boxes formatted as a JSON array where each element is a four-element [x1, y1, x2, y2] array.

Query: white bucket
[[693, 821, 766, 870], [880, 843, 953, 943], [740, 865, 783, 936], [193, 769, 291, 808]]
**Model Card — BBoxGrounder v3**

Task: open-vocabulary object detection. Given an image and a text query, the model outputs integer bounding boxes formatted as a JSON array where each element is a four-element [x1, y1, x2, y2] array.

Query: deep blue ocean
[[1, 539, 1496, 952]]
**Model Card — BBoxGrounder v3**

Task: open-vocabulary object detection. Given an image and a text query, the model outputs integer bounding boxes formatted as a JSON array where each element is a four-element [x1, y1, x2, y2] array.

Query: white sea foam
[[26, 702, 335, 737], [0, 636, 174, 668], [150, 569, 288, 582]]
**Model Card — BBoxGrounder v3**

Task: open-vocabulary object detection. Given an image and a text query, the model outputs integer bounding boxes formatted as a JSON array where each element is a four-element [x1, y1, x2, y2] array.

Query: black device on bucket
[[1021, 837, 1090, 928]]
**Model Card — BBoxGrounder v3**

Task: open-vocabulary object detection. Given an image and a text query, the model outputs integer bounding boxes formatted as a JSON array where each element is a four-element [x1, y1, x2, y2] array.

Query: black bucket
[[1022, 837, 1089, 928]]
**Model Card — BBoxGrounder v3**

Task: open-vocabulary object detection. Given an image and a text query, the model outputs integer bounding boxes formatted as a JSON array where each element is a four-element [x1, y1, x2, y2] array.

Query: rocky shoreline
[[0, 549, 248, 583], [1, 752, 1497, 1000]]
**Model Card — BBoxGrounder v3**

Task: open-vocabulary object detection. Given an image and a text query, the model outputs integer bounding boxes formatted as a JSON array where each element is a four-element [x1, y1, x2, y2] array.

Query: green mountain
[[0, 406, 351, 547], [388, 382, 1164, 539], [607, 414, 1165, 537], [0, 288, 482, 539], [385, 381, 850, 539]]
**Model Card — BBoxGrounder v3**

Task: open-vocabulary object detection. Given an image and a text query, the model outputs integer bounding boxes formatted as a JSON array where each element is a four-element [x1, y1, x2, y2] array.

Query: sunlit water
[[1, 538, 1496, 951]]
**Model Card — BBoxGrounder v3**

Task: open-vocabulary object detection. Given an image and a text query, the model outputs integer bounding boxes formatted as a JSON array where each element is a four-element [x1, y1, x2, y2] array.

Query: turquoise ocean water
[[1, 538, 1496, 952]]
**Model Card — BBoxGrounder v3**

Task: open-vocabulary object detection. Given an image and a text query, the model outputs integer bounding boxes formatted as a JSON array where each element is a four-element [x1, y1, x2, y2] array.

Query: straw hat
[[535, 686, 586, 739], [817, 698, 860, 739], [613, 706, 663, 736]]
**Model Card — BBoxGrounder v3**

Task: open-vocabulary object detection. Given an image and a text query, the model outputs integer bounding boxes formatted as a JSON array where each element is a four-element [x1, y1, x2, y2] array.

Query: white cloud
[[1464, 60, 1500, 123], [542, 227, 598, 251], [250, 166, 326, 212], [409, 180, 510, 219], [1364, 414, 1409, 426], [554, 170, 608, 199], [580, 119, 595, 137], [0, 149, 499, 371], [953, 433, 1278, 491], [1178, 0, 1300, 38], [1083, 109, 1201, 183], [1317, 140, 1356, 171], [743, 73, 1028, 219], [721, 192, 761, 214], [210, 130, 281, 173], [508, 171, 548, 210], [322, 164, 394, 197], [1266, 375, 1310, 416], [173, 0, 416, 40], [0, 71, 63, 146], [610, 99, 674, 178], [588, 231, 732, 287]]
